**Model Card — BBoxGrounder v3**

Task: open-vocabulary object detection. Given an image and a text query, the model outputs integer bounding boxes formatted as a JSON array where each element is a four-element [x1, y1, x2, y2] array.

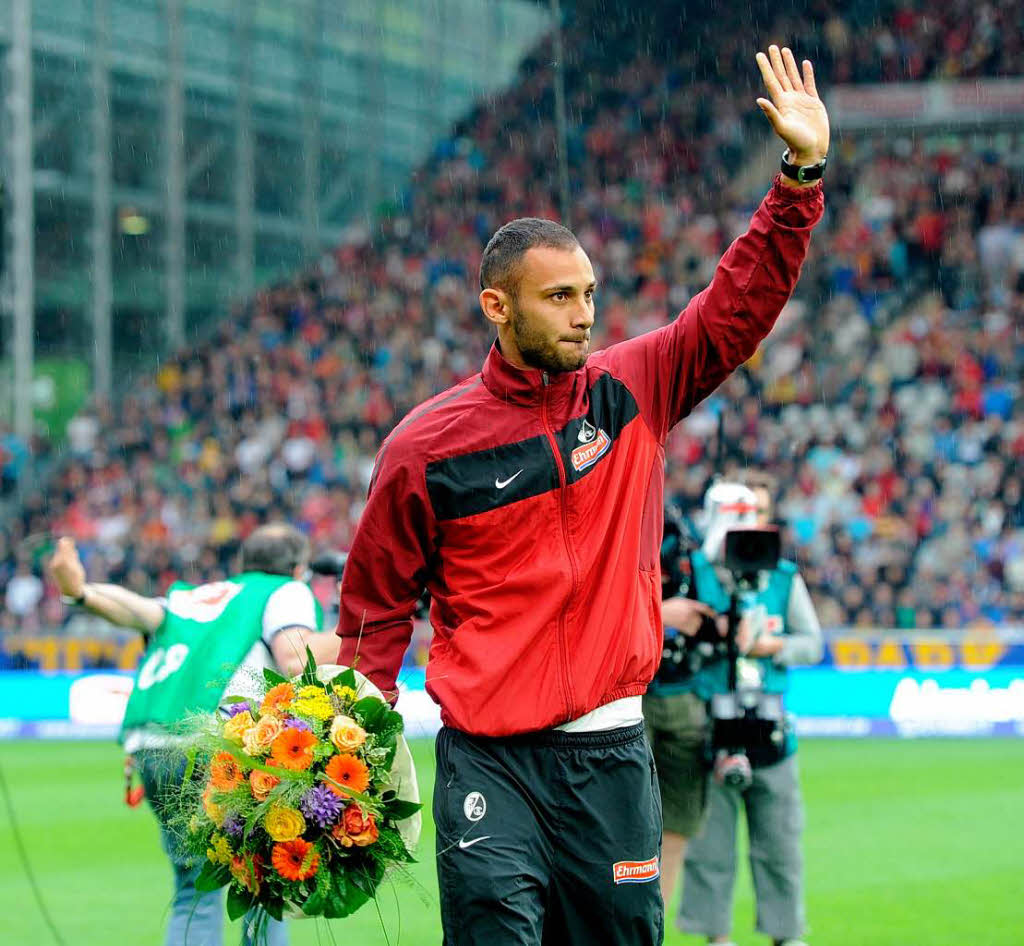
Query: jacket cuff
[[765, 174, 824, 226], [769, 173, 824, 202]]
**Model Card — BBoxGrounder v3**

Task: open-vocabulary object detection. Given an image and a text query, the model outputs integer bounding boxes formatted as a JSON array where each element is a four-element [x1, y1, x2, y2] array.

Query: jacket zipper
[[541, 372, 579, 720]]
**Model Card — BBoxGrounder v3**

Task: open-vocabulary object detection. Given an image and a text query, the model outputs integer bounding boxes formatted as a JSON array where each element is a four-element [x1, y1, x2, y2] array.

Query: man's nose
[[571, 301, 594, 328]]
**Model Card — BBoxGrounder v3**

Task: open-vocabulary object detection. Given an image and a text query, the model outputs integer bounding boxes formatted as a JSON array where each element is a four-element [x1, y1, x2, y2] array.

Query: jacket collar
[[481, 341, 578, 408]]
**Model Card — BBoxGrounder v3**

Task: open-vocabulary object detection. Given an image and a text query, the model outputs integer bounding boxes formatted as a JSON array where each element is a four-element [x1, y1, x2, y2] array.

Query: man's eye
[[553, 292, 567, 301]]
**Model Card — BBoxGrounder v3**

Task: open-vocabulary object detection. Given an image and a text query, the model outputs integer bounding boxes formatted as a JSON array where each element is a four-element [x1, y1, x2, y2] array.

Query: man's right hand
[[49, 537, 86, 598], [661, 597, 717, 636]]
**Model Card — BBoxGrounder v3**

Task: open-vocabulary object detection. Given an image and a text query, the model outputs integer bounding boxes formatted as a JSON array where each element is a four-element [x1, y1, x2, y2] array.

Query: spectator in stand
[[4, 5, 1024, 635]]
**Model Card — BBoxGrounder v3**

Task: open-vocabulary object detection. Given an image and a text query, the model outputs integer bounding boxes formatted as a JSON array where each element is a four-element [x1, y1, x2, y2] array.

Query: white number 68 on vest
[[135, 643, 190, 691]]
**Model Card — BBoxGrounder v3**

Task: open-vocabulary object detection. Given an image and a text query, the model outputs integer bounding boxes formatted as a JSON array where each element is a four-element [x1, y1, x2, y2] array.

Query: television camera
[[708, 526, 789, 789]]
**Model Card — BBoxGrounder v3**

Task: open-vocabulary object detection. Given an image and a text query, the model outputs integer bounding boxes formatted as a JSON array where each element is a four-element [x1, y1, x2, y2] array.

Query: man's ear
[[480, 287, 511, 328]]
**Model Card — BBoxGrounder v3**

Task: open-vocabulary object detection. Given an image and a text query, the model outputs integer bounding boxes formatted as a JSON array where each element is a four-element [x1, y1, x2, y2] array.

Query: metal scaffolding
[[0, 0, 552, 428], [6, 0, 33, 440], [91, 0, 112, 400], [164, 0, 185, 352]]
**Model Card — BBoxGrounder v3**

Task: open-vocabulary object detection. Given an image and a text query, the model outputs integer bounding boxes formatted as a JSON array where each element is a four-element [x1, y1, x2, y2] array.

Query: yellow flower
[[264, 805, 306, 842], [297, 685, 326, 701], [329, 714, 367, 752], [291, 695, 334, 721], [206, 833, 233, 866], [332, 685, 358, 703], [223, 710, 255, 744], [242, 714, 282, 756], [202, 784, 226, 827]]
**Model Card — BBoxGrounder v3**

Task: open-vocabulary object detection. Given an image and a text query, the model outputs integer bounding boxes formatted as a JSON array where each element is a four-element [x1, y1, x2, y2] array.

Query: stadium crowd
[[2, 2, 1023, 649]]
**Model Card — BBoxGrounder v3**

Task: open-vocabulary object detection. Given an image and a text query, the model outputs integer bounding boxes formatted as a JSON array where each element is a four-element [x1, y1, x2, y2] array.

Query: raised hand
[[49, 536, 86, 598], [755, 45, 829, 166]]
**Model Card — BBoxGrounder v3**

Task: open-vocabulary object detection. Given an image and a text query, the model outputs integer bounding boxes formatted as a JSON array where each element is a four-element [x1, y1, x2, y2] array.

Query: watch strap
[[780, 149, 827, 183]]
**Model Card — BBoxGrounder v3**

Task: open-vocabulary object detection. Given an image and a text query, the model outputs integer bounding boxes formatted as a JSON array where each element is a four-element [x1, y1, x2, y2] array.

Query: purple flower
[[299, 785, 344, 828], [223, 814, 245, 839], [224, 701, 253, 718], [282, 717, 311, 732]]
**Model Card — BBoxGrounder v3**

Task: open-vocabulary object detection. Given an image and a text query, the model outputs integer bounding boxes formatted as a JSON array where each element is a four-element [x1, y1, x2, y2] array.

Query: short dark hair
[[241, 523, 310, 577], [479, 217, 580, 296], [740, 469, 777, 493]]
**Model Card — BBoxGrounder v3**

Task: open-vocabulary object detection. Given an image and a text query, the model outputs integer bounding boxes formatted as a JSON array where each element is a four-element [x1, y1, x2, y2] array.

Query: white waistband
[[555, 696, 644, 733]]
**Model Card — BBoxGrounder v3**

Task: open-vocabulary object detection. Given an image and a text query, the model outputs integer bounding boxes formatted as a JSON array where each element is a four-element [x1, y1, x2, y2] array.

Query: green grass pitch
[[1, 738, 1020, 945]]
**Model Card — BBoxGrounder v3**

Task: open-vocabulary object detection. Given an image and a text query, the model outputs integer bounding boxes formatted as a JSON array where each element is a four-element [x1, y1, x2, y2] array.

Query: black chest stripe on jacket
[[426, 372, 640, 521]]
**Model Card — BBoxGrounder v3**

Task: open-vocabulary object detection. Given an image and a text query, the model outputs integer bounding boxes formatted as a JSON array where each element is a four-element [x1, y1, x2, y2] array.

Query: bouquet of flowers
[[176, 650, 421, 927]]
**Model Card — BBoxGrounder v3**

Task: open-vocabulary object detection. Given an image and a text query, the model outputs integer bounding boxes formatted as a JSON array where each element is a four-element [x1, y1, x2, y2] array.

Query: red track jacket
[[337, 178, 823, 737]]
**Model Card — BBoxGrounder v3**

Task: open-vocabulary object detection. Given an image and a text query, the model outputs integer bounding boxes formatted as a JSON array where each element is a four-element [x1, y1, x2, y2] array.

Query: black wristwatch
[[61, 588, 87, 607], [780, 149, 827, 183]]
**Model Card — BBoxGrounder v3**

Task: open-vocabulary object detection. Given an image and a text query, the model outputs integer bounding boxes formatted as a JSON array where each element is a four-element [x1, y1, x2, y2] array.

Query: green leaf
[[353, 696, 388, 729], [195, 861, 230, 892], [226, 883, 253, 921], [378, 708, 404, 734], [301, 864, 333, 917], [351, 860, 385, 897], [222, 695, 250, 704], [182, 747, 198, 785], [323, 872, 350, 919], [263, 666, 288, 687], [299, 646, 321, 687], [262, 897, 284, 922], [384, 798, 422, 821], [301, 886, 327, 917], [376, 827, 416, 863], [333, 667, 357, 691], [324, 869, 371, 918]]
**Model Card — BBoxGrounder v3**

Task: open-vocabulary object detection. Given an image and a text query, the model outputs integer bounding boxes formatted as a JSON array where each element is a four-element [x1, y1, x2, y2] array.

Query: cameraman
[[678, 480, 823, 946]]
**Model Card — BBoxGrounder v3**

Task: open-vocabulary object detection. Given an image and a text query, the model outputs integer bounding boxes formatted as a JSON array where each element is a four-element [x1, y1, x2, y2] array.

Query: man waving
[[337, 46, 828, 945]]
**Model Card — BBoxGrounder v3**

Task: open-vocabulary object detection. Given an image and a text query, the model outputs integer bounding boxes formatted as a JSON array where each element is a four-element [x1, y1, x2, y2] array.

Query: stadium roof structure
[[0, 0, 551, 432]]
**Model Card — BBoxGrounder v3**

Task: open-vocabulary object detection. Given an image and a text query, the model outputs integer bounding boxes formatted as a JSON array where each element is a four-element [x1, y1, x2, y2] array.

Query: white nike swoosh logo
[[495, 470, 524, 489], [458, 836, 492, 849]]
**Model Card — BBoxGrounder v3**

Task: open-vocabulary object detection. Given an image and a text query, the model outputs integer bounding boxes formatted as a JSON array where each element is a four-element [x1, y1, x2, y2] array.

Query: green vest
[[120, 572, 302, 740], [689, 550, 797, 700]]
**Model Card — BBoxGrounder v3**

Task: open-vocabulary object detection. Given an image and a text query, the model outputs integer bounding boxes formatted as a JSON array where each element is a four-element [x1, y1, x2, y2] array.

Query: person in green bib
[[48, 524, 342, 946], [677, 478, 823, 946]]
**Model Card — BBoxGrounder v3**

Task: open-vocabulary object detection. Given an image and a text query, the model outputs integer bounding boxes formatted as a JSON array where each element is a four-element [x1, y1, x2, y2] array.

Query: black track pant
[[434, 722, 664, 946]]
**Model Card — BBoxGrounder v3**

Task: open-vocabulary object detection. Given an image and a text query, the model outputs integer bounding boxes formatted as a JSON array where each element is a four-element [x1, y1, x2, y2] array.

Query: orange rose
[[249, 769, 281, 802], [336, 805, 379, 848], [328, 714, 367, 752], [330, 821, 354, 847], [243, 714, 282, 756]]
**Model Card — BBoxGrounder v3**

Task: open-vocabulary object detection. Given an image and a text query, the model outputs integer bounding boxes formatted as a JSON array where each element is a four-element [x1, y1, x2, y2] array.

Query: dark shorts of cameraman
[[643, 690, 710, 837], [433, 722, 664, 946]]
